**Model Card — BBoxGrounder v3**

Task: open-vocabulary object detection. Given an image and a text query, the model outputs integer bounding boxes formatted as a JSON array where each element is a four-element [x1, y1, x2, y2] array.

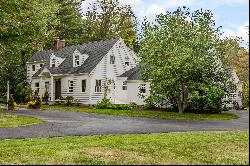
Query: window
[[45, 82, 49, 92], [139, 84, 146, 93], [40, 64, 43, 68], [238, 91, 242, 97], [95, 80, 102, 92], [82, 80, 86, 92], [35, 82, 39, 93], [110, 55, 115, 64], [52, 58, 56, 67], [68, 80, 73, 92], [122, 81, 127, 90], [32, 65, 35, 71], [75, 55, 80, 66], [125, 56, 129, 66]]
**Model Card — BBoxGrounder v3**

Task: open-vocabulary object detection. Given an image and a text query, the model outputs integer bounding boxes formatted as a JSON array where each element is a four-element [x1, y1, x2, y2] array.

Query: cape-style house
[[27, 37, 150, 105], [27, 37, 243, 107]]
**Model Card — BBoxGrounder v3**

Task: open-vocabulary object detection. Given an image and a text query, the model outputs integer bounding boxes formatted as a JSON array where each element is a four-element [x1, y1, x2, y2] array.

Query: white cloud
[[222, 21, 249, 46]]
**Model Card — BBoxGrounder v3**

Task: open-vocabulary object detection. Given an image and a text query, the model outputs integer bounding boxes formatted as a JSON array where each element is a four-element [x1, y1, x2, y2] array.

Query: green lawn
[[0, 131, 248, 165], [0, 113, 43, 128], [41, 105, 239, 120]]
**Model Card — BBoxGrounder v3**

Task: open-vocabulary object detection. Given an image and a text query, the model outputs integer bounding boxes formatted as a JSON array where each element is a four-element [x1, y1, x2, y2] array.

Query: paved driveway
[[0, 109, 248, 139]]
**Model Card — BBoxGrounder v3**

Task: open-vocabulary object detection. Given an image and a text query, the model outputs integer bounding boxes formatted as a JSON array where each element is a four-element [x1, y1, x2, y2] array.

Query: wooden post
[[7, 81, 9, 110], [50, 75, 54, 102]]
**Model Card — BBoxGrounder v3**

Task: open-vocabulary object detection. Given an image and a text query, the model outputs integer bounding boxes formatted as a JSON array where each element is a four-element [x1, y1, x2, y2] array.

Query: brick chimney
[[54, 38, 65, 51]]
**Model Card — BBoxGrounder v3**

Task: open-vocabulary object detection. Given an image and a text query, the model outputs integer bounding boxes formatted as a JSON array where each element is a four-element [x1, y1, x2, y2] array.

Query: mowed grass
[[41, 105, 239, 120], [0, 113, 43, 128], [0, 131, 248, 165]]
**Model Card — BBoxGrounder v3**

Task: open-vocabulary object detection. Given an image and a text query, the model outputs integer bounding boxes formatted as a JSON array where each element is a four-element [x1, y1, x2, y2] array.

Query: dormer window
[[110, 55, 115, 64], [75, 55, 80, 67], [125, 56, 129, 66], [52, 58, 56, 67]]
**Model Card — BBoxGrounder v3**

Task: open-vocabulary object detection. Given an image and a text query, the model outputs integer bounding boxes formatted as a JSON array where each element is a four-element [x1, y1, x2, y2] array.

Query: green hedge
[[96, 98, 137, 110]]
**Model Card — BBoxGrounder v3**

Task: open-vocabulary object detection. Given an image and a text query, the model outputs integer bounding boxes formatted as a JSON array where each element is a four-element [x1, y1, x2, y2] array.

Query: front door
[[55, 79, 61, 99]]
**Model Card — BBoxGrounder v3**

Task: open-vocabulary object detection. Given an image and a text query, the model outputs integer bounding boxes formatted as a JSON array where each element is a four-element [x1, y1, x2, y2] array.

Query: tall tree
[[0, 0, 59, 61], [54, 0, 87, 46], [85, 0, 138, 50], [0, 0, 59, 102], [139, 7, 235, 113]]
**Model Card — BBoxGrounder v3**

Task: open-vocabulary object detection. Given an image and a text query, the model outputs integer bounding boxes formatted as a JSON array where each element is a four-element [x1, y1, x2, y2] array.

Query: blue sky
[[82, 0, 249, 44]]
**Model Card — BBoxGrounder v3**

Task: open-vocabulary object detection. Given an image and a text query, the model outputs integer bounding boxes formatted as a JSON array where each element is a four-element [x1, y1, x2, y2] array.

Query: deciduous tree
[[139, 7, 235, 113]]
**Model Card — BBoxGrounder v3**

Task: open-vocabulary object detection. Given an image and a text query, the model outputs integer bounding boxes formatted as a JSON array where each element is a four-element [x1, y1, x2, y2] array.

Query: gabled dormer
[[73, 49, 89, 67], [50, 53, 65, 68]]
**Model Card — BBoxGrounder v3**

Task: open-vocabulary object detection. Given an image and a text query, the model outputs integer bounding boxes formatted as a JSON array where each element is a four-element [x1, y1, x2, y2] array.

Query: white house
[[27, 37, 242, 107], [27, 37, 150, 105], [225, 68, 243, 108]]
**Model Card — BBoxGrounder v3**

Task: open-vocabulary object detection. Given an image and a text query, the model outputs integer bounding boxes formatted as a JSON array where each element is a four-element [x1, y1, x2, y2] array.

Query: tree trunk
[[177, 86, 188, 114]]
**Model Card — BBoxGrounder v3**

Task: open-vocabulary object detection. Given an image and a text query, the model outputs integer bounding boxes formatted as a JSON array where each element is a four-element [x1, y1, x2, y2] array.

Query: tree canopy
[[138, 7, 235, 113], [84, 0, 138, 50]]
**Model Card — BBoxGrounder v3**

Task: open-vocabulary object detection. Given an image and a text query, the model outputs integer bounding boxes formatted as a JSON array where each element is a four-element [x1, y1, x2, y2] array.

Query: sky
[[81, 0, 249, 45]]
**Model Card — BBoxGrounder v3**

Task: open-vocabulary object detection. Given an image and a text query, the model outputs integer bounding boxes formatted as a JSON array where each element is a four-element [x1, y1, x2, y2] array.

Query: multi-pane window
[[122, 81, 127, 90], [32, 65, 36, 71], [68, 80, 73, 92], [82, 80, 86, 92], [52, 58, 56, 67], [125, 56, 129, 66], [45, 82, 49, 92], [95, 80, 102, 92], [238, 91, 242, 97], [110, 55, 115, 64], [139, 84, 146, 93], [40, 64, 43, 68], [35, 82, 39, 93], [75, 55, 80, 66]]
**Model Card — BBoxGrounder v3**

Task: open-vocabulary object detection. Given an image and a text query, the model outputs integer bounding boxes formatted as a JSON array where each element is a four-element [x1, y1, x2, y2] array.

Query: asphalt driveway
[[0, 109, 248, 139]]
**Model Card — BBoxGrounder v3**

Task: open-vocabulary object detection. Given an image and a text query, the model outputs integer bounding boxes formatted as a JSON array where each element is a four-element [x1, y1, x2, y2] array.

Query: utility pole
[[7, 80, 9, 110]]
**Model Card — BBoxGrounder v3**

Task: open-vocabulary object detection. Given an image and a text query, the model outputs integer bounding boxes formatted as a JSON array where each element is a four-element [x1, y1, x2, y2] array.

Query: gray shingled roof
[[119, 66, 141, 80], [31, 37, 120, 77]]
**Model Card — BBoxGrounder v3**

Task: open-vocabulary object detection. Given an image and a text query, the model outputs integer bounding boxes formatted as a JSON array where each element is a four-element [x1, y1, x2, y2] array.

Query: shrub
[[96, 98, 112, 109], [15, 82, 32, 103], [74, 99, 80, 106], [96, 98, 138, 110], [7, 94, 16, 110], [232, 101, 240, 110], [186, 94, 225, 114], [65, 96, 74, 106], [27, 90, 41, 109]]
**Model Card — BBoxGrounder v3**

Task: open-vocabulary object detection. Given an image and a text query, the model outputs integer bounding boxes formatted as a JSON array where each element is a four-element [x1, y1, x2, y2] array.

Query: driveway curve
[[0, 109, 248, 139]]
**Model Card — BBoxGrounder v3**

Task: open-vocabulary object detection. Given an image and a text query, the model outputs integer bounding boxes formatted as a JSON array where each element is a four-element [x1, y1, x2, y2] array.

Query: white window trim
[[95, 80, 102, 92], [125, 56, 129, 66], [122, 81, 127, 90], [110, 55, 115, 64], [45, 82, 49, 92], [82, 79, 86, 93], [35, 82, 40, 92], [68, 80, 74, 93], [32, 65, 36, 71], [139, 84, 146, 93], [75, 55, 80, 67], [51, 58, 56, 67]]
